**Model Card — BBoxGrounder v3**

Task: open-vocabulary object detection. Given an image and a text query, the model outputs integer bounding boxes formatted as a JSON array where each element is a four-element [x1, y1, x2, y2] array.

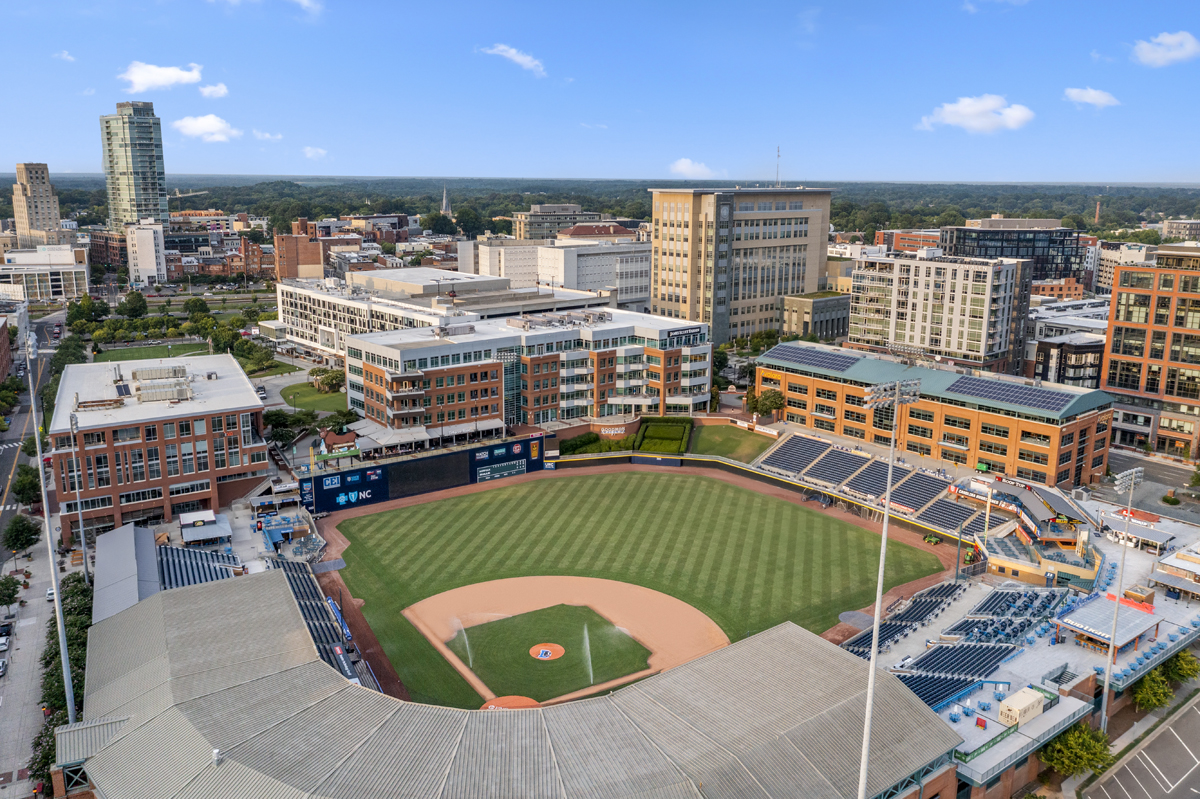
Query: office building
[[48, 354, 269, 539], [1031, 277, 1084, 301], [536, 240, 652, 309], [782, 292, 849, 340], [346, 310, 710, 435], [756, 341, 1112, 487], [648, 187, 832, 344], [1103, 243, 1200, 458], [1027, 333, 1105, 388], [1026, 298, 1110, 340], [88, 229, 127, 268], [12, 163, 69, 248], [474, 238, 550, 286], [1163, 219, 1200, 241], [125, 219, 166, 287], [874, 229, 941, 252], [100, 101, 169, 230], [1096, 241, 1156, 293], [273, 232, 324, 280], [940, 225, 1083, 284], [555, 223, 637, 242], [512, 204, 601, 239], [1, 245, 90, 300], [965, 215, 1063, 230], [847, 249, 1032, 374], [275, 269, 616, 365]]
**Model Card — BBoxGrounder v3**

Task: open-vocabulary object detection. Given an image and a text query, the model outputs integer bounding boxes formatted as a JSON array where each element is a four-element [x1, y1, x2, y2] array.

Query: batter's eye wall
[[302, 437, 545, 514]]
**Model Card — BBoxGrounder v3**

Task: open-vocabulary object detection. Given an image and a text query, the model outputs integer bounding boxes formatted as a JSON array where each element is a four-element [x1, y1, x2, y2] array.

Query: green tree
[[935, 209, 966, 227], [270, 426, 296, 445], [12, 464, 42, 507], [757, 388, 785, 414], [183, 297, 210, 315], [380, 241, 396, 254], [3, 514, 40, 553], [21, 435, 41, 457], [318, 370, 346, 392], [419, 211, 457, 235], [709, 382, 721, 412], [455, 207, 486, 237], [210, 325, 239, 353], [712, 349, 729, 373], [745, 384, 758, 415], [228, 314, 248, 330], [116, 290, 148, 319], [1131, 666, 1174, 712], [1039, 722, 1114, 778], [0, 575, 19, 615], [1163, 650, 1200, 684]]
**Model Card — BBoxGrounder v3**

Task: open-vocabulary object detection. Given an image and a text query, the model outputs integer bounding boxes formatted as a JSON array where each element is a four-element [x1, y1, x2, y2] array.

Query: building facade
[[1103, 243, 1200, 458], [847, 250, 1032, 373], [512, 204, 602, 239], [1029, 333, 1105, 388], [782, 292, 849, 340], [648, 187, 832, 344], [1, 245, 90, 300], [346, 311, 710, 435], [125, 219, 166, 287], [756, 341, 1112, 487], [536, 241, 651, 309], [1096, 241, 1156, 293], [940, 226, 1083, 284], [1031, 277, 1085, 301], [273, 233, 324, 280], [48, 355, 269, 539], [12, 163, 68, 248], [100, 101, 169, 230], [875, 229, 941, 252], [1163, 219, 1200, 241], [475, 239, 549, 287]]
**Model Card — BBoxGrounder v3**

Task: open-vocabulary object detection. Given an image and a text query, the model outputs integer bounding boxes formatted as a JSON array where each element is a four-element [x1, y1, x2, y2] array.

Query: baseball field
[[337, 471, 943, 708]]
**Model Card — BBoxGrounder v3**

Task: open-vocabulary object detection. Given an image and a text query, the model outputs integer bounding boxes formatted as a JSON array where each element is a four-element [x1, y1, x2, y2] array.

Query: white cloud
[[1091, 49, 1114, 62], [53, 50, 75, 62], [287, 0, 321, 10], [1064, 87, 1119, 109], [303, 146, 327, 159], [580, 122, 607, 129], [80, 88, 95, 96], [482, 44, 546, 78], [917, 94, 1034, 133], [253, 129, 283, 141], [119, 61, 202, 93], [171, 114, 242, 142], [1132, 31, 1200, 67], [199, 82, 228, 98], [669, 158, 716, 179]]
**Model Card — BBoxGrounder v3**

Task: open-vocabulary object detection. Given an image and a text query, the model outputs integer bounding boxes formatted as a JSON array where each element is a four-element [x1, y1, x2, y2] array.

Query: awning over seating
[[427, 418, 505, 438], [182, 513, 234, 544]]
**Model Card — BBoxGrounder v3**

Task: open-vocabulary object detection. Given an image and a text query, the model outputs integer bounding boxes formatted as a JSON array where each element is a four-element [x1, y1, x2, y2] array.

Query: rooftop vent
[[206, 372, 218, 381]]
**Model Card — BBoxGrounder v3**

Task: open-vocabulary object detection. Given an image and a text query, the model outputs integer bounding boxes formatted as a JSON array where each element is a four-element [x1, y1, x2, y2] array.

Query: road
[[1086, 697, 1200, 799]]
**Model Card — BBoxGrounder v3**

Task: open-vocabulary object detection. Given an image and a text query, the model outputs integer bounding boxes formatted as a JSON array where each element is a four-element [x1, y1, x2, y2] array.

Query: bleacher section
[[841, 581, 968, 659], [964, 513, 1002, 536], [761, 435, 831, 475], [891, 597, 952, 626], [898, 674, 980, 711], [916, 499, 976, 532], [890, 472, 951, 513], [988, 536, 1031, 564], [844, 461, 913, 499], [842, 622, 917, 658], [804, 448, 871, 486], [156, 545, 238, 591], [906, 643, 1018, 679]]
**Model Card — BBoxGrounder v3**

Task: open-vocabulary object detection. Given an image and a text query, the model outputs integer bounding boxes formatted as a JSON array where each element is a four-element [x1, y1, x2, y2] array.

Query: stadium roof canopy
[[63, 569, 962, 799]]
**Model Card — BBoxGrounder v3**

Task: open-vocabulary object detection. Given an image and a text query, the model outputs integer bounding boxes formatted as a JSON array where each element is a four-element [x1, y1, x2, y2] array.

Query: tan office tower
[[648, 187, 831, 344], [100, 101, 169, 230], [12, 163, 66, 248]]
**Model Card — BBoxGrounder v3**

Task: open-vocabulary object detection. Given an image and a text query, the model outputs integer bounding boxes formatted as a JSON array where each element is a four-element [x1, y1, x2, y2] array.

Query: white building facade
[[126, 220, 167, 287], [536, 241, 651, 310]]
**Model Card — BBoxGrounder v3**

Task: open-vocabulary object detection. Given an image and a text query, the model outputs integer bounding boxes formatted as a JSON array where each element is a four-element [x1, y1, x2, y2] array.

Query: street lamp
[[856, 378, 921, 799], [24, 341, 77, 723], [68, 414, 90, 587], [1100, 466, 1144, 733]]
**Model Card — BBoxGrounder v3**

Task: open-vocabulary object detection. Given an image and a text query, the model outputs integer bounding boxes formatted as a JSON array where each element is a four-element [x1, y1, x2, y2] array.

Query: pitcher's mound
[[481, 695, 540, 710]]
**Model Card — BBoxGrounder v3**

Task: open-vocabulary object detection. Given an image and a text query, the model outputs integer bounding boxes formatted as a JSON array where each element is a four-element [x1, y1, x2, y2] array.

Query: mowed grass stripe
[[337, 472, 942, 707]]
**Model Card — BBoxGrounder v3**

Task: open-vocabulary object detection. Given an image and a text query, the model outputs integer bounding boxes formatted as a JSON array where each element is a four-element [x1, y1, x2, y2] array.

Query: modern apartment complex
[[345, 310, 710, 436], [648, 187, 832, 344], [755, 341, 1112, 487], [874, 229, 940, 252], [1029, 333, 1105, 389], [272, 232, 324, 279], [1163, 219, 1200, 240], [275, 269, 616, 365], [847, 250, 1032, 373], [511, 204, 601, 239], [125, 219, 167, 286], [1103, 243, 1200, 458], [12, 163, 69, 248], [782, 292, 849, 340], [940, 225, 1084, 284], [100, 101, 169, 230], [1, 245, 90, 300], [47, 354, 269, 539], [1096, 241, 1156, 293]]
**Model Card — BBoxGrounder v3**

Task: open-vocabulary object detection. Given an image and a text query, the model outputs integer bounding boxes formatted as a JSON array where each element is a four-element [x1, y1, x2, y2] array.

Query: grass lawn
[[94, 343, 209, 362], [690, 425, 774, 463], [246, 361, 300, 378], [338, 472, 942, 708], [445, 604, 650, 702], [281, 381, 347, 412]]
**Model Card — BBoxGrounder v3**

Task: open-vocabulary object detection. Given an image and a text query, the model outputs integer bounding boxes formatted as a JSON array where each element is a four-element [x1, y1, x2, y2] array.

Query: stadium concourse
[[54, 569, 963, 799]]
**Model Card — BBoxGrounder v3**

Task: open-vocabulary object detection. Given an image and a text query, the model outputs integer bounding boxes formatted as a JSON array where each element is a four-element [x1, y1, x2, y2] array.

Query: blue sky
[[7, 0, 1200, 182]]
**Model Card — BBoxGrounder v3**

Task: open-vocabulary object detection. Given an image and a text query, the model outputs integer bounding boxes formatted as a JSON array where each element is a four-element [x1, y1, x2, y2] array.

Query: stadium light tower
[[856, 378, 921, 799], [1099, 466, 1144, 733]]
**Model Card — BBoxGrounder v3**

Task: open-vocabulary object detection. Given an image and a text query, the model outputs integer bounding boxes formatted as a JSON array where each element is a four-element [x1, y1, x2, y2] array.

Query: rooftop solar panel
[[945, 376, 1074, 412], [764, 344, 862, 373]]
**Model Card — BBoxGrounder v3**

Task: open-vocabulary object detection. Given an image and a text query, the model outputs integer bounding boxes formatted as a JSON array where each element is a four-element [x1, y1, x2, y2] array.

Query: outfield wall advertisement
[[299, 435, 544, 514]]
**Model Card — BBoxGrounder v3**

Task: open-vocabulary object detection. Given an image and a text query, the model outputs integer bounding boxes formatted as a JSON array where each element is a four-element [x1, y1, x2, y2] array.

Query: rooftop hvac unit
[[206, 372, 218, 380], [131, 365, 187, 382]]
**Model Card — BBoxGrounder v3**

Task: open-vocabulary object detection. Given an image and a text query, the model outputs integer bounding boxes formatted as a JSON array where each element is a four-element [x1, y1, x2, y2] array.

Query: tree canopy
[[116, 291, 148, 319], [419, 212, 457, 236], [3, 514, 40, 553], [1039, 722, 1113, 778]]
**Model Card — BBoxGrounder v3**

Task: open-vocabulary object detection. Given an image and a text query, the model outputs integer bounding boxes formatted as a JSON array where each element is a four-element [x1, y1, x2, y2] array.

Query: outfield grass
[[94, 343, 209, 362], [445, 604, 650, 702], [690, 425, 774, 463], [281, 381, 347, 412], [338, 472, 942, 708]]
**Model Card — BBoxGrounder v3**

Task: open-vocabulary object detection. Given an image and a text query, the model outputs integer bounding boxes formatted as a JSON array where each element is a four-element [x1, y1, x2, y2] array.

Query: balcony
[[561, 397, 593, 408], [561, 365, 594, 378], [615, 361, 645, 374], [681, 345, 710, 356], [616, 378, 648, 389], [682, 356, 709, 370], [387, 383, 424, 397], [681, 375, 709, 388], [608, 394, 658, 406]]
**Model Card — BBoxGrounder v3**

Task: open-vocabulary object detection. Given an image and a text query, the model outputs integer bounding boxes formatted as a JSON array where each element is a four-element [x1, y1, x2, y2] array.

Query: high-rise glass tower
[[100, 101, 169, 231]]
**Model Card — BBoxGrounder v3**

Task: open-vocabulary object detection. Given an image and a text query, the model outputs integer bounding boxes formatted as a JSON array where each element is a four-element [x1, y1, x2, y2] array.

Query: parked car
[[46, 588, 55, 602], [0, 637, 9, 652], [0, 623, 12, 637], [0, 659, 8, 677]]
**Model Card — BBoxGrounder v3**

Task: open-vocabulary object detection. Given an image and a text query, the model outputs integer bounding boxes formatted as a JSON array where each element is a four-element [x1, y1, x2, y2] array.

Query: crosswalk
[[0, 443, 21, 451], [0, 504, 15, 512]]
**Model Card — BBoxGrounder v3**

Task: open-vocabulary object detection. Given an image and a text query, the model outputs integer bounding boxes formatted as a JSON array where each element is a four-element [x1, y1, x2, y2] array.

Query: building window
[[941, 449, 967, 464], [944, 415, 971, 430], [907, 441, 932, 456], [1092, 455, 1105, 468], [907, 424, 933, 439], [844, 426, 865, 440], [1015, 467, 1047, 483], [873, 434, 892, 447], [909, 408, 934, 422], [1056, 469, 1071, 483], [119, 487, 163, 505], [844, 409, 866, 424], [813, 419, 835, 432], [980, 423, 1009, 438], [1018, 449, 1049, 466], [979, 441, 1007, 456], [815, 388, 837, 401]]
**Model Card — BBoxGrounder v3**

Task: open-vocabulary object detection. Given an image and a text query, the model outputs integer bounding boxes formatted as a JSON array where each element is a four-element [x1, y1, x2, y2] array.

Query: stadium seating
[[804, 448, 871, 486], [889, 472, 951, 513], [907, 643, 1018, 679], [916, 499, 977, 531], [761, 435, 831, 475], [898, 674, 979, 710], [844, 460, 912, 498]]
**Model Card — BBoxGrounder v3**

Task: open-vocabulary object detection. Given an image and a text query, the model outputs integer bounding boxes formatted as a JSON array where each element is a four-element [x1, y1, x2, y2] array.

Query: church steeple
[[441, 184, 452, 217]]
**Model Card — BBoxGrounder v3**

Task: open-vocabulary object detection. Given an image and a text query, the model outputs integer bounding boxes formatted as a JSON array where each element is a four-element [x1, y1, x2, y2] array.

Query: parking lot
[[1086, 698, 1200, 799]]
